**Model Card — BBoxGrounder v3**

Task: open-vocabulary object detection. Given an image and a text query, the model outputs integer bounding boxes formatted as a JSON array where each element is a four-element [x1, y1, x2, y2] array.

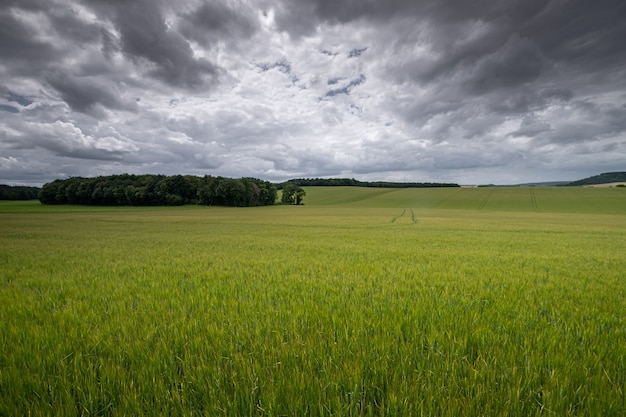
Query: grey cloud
[[485, 86, 574, 115], [540, 88, 573, 102], [2, 119, 137, 161], [0, 155, 49, 186], [272, 0, 624, 65], [1, 0, 625, 186], [100, 28, 119, 59], [45, 72, 138, 117], [531, 101, 626, 146], [0, 8, 59, 72], [179, 1, 259, 44], [343, 136, 517, 175], [517, 0, 626, 69], [296, 0, 626, 97], [509, 120, 552, 138], [5, 90, 34, 107], [0, 105, 19, 113], [270, 0, 498, 30], [265, 146, 345, 177], [113, 0, 221, 90], [465, 34, 547, 95], [46, 4, 103, 44], [486, 89, 544, 114], [265, 1, 318, 37]]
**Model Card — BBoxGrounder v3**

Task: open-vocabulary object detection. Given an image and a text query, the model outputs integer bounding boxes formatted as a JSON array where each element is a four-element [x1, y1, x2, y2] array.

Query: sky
[[1, 0, 625, 186]]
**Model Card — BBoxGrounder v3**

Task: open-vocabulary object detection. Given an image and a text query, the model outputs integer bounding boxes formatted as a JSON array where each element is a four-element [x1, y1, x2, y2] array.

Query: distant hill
[[566, 172, 626, 186], [499, 181, 570, 187], [518, 181, 571, 187], [278, 178, 460, 189]]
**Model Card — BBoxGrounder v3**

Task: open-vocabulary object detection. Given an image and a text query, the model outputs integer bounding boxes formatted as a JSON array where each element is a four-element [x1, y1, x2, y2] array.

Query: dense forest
[[38, 174, 277, 207], [277, 178, 460, 188], [566, 172, 626, 186], [0, 185, 41, 200]]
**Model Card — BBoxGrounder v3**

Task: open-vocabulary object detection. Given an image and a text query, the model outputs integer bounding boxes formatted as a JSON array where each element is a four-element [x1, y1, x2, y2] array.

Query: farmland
[[1, 187, 625, 416]]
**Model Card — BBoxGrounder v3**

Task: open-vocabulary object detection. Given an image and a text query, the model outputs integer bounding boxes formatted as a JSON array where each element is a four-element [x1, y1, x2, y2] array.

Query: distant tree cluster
[[39, 174, 277, 207], [277, 178, 460, 188], [281, 183, 306, 205], [0, 185, 41, 200]]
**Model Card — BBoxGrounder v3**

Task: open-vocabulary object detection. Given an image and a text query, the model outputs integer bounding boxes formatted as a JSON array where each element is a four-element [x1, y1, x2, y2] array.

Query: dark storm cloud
[[464, 34, 547, 95], [112, 1, 221, 90], [516, 0, 626, 69], [46, 4, 102, 44], [268, 0, 504, 36], [275, 0, 626, 90], [179, 0, 259, 44], [1, 0, 624, 186]]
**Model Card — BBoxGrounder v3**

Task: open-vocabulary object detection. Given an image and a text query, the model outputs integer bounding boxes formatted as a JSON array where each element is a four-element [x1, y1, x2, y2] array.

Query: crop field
[[1, 187, 625, 416]]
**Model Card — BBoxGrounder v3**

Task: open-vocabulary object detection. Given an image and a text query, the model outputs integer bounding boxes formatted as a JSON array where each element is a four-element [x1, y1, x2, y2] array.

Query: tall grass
[[1, 190, 625, 415]]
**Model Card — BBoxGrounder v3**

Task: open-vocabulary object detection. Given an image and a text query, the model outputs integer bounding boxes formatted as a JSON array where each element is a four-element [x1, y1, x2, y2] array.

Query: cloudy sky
[[1, 0, 625, 186]]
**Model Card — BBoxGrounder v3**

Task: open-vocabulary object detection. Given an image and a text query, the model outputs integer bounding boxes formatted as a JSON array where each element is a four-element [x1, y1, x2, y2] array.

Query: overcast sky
[[1, 0, 625, 186]]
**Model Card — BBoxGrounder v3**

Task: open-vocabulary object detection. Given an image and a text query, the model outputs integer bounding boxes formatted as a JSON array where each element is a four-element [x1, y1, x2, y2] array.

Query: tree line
[[38, 174, 278, 207], [277, 178, 460, 188], [0, 185, 41, 200]]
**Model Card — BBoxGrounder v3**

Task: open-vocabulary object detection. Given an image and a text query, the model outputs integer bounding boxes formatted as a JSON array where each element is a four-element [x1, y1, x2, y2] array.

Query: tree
[[155, 175, 195, 205], [39, 174, 276, 207], [281, 183, 306, 205]]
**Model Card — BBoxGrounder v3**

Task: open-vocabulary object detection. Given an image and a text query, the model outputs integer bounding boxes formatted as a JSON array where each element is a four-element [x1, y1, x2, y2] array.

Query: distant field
[[1, 188, 625, 416], [584, 182, 626, 188], [302, 185, 626, 214]]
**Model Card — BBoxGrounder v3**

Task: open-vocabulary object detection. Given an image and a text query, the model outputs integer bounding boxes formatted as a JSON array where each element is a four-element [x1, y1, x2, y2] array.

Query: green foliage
[[38, 174, 277, 207], [0, 184, 41, 200], [198, 176, 277, 207], [1, 190, 625, 415], [281, 182, 306, 205]]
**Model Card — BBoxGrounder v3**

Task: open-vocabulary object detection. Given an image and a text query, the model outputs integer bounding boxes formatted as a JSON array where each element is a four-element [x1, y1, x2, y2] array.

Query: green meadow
[[1, 187, 625, 416]]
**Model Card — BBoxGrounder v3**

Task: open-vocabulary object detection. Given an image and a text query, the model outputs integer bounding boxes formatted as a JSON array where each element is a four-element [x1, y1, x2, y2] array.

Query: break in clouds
[[1, 0, 625, 185]]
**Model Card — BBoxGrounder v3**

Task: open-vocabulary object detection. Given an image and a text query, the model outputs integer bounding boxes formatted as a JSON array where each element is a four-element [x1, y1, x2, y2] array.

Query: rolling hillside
[[566, 171, 626, 186], [301, 186, 626, 214]]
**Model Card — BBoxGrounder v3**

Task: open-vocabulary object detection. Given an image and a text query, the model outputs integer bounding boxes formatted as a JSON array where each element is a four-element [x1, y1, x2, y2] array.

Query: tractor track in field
[[391, 208, 417, 224], [530, 188, 540, 212], [391, 208, 406, 223], [477, 189, 495, 211]]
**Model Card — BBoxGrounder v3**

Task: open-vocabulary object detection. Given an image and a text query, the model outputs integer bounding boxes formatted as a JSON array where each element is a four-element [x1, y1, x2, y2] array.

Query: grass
[[303, 186, 626, 214], [1, 188, 625, 416]]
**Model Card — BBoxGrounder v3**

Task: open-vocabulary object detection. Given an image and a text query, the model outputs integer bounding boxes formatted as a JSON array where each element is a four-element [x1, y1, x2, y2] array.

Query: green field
[[1, 187, 625, 416]]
